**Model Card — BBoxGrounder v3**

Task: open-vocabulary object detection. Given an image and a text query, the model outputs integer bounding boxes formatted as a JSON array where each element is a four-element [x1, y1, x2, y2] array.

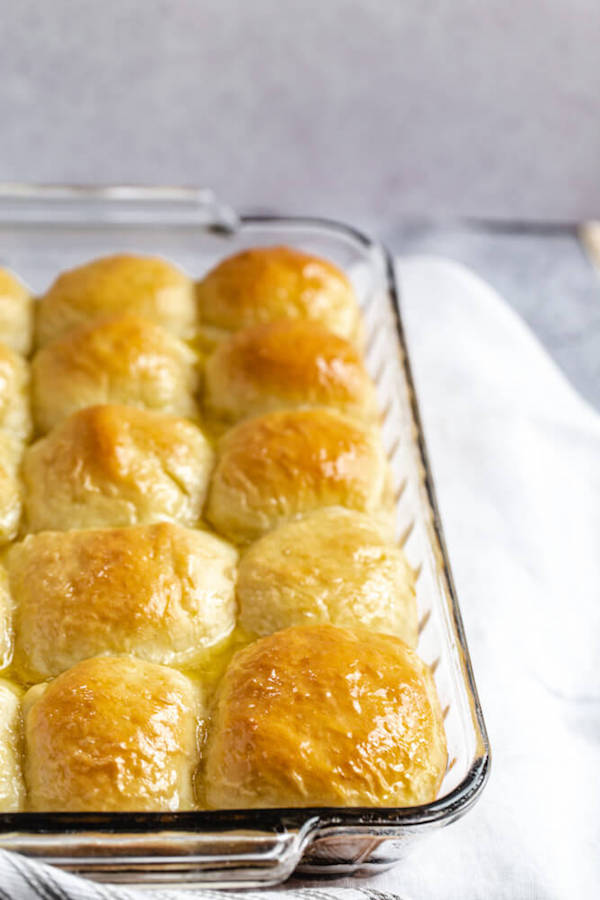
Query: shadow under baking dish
[[0, 185, 490, 888]]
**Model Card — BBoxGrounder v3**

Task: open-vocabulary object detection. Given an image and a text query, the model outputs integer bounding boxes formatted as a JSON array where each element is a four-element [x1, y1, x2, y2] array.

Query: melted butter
[[0, 625, 257, 699], [185, 624, 256, 808], [181, 624, 256, 703], [0, 623, 258, 812]]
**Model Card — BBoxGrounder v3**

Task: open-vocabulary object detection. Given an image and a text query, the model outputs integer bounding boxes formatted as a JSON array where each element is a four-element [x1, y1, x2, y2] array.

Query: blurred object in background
[[580, 222, 600, 273]]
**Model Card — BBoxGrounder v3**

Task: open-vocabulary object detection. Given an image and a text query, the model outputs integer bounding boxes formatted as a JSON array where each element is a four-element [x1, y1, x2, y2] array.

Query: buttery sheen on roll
[[0, 680, 24, 811], [204, 319, 377, 425], [0, 432, 23, 546], [195, 246, 361, 343], [204, 624, 447, 809], [32, 314, 200, 433], [35, 254, 196, 347], [8, 523, 238, 681], [0, 567, 13, 671], [205, 407, 393, 544], [0, 342, 32, 439], [24, 656, 202, 812], [237, 507, 417, 645], [22, 404, 213, 533], [0, 268, 33, 356]]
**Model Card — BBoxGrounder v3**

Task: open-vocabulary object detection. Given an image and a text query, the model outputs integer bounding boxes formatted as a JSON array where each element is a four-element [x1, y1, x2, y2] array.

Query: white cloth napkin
[[1, 256, 598, 899], [0, 854, 391, 900], [347, 256, 600, 900]]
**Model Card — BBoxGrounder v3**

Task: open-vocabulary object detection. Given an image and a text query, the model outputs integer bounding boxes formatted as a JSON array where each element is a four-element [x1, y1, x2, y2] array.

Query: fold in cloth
[[0, 849, 411, 900], [327, 257, 599, 900], [0, 257, 598, 899]]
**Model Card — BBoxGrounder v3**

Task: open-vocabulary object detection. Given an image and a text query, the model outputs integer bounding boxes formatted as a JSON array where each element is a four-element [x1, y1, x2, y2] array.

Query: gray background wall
[[1, 0, 599, 231], [1, 0, 599, 407]]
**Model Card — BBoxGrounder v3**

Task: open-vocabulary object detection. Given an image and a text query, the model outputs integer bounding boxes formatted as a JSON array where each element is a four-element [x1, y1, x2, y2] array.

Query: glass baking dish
[[0, 185, 490, 888]]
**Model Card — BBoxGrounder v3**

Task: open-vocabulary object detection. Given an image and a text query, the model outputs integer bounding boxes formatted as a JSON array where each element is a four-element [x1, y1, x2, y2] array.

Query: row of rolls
[[0, 246, 447, 814]]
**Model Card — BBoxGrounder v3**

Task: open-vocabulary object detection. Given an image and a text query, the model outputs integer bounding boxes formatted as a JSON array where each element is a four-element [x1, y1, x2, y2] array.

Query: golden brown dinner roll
[[0, 432, 22, 546], [32, 314, 200, 433], [205, 407, 393, 544], [204, 320, 377, 425], [0, 341, 32, 439], [24, 656, 202, 811], [0, 680, 24, 811], [205, 624, 447, 808], [22, 404, 213, 533], [35, 254, 196, 347], [0, 268, 33, 356], [195, 246, 361, 343], [9, 523, 238, 681], [237, 507, 417, 645]]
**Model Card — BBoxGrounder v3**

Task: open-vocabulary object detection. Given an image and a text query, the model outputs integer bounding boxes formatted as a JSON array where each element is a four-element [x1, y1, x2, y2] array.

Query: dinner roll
[[0, 433, 22, 546], [0, 342, 32, 439], [0, 680, 24, 811], [0, 469, 20, 546], [0, 567, 13, 672], [204, 320, 377, 425], [205, 624, 447, 808], [0, 268, 33, 356], [205, 408, 393, 544], [35, 254, 196, 347], [24, 656, 202, 811], [22, 404, 213, 533], [9, 523, 238, 681], [32, 314, 200, 433], [195, 246, 361, 343], [237, 508, 417, 645]]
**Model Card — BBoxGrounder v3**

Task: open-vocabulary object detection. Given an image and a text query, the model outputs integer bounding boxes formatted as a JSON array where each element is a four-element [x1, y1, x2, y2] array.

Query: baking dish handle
[[0, 183, 241, 233], [0, 818, 321, 887]]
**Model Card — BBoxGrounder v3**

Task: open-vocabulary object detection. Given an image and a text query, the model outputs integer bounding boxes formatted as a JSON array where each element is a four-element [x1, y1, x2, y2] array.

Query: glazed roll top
[[22, 404, 214, 532], [0, 268, 33, 356], [35, 254, 197, 347], [205, 407, 394, 544], [24, 656, 203, 812], [31, 314, 200, 433], [8, 523, 238, 682], [204, 319, 377, 425], [195, 245, 362, 344], [204, 624, 447, 809], [237, 507, 417, 646]]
